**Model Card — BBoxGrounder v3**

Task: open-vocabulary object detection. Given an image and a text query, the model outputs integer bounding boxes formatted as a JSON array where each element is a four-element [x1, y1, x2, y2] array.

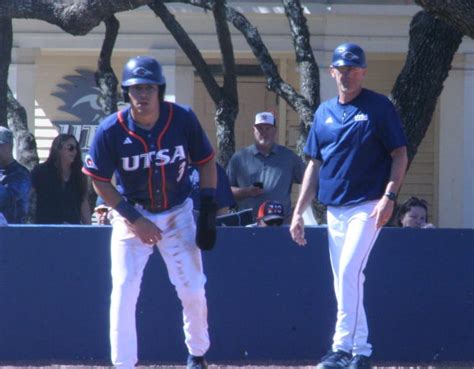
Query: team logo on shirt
[[84, 155, 98, 170], [325, 116, 334, 124], [354, 114, 368, 122], [121, 145, 186, 171]]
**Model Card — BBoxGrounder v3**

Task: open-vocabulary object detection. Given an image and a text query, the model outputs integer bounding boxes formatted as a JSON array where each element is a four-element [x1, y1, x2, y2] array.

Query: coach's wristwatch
[[384, 191, 397, 201]]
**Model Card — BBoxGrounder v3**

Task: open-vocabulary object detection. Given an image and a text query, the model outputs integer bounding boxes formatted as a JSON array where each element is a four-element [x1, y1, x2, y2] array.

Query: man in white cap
[[0, 126, 31, 223], [226, 112, 305, 220]]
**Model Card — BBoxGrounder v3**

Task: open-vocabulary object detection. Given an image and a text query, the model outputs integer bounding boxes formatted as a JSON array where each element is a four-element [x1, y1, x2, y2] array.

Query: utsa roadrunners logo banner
[[52, 69, 127, 156]]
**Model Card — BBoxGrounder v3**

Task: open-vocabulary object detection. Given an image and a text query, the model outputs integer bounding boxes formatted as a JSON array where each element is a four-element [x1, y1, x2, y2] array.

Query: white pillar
[[162, 65, 195, 106], [460, 55, 474, 228], [147, 49, 195, 106], [315, 50, 338, 102], [438, 55, 474, 228]]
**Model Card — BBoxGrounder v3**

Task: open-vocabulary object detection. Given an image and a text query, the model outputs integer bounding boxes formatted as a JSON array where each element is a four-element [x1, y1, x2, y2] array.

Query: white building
[[9, 1, 474, 228]]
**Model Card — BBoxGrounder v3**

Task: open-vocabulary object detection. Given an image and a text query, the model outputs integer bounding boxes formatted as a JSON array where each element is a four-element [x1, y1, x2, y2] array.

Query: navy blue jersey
[[304, 88, 407, 206], [83, 103, 214, 211]]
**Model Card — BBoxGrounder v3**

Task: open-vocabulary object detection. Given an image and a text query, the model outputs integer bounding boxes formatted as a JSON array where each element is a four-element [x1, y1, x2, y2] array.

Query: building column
[[438, 54, 474, 228], [162, 65, 195, 106], [148, 49, 195, 106], [315, 50, 338, 102]]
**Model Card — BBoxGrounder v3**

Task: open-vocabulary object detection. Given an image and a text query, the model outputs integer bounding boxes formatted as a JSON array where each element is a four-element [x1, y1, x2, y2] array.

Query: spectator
[[227, 111, 305, 220], [397, 196, 435, 228], [93, 196, 111, 225], [31, 134, 91, 224], [252, 200, 285, 227], [0, 127, 31, 224], [189, 162, 235, 216]]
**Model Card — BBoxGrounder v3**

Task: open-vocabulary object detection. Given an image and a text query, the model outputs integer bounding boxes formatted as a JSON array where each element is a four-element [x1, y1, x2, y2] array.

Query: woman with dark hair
[[31, 134, 91, 224], [397, 196, 435, 228]]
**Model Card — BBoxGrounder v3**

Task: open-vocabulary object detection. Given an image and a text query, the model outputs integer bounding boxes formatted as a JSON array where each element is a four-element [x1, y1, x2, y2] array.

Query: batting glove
[[196, 194, 217, 251]]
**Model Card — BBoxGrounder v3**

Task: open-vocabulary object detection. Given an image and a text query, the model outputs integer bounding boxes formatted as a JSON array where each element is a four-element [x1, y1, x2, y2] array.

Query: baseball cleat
[[187, 354, 208, 369], [316, 350, 352, 369], [348, 354, 371, 369]]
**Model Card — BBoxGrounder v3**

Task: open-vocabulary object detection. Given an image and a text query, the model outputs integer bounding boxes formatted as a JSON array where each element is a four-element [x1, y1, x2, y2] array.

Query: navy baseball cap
[[331, 43, 367, 68], [257, 200, 284, 222], [0, 127, 13, 145]]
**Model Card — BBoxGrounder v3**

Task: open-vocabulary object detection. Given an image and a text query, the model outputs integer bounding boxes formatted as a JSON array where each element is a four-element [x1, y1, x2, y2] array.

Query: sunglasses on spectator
[[264, 218, 283, 226], [64, 144, 78, 152]]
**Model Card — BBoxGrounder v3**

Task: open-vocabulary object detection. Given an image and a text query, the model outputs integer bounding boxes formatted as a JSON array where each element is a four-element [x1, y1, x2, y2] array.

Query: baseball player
[[82, 56, 217, 369], [290, 43, 408, 369]]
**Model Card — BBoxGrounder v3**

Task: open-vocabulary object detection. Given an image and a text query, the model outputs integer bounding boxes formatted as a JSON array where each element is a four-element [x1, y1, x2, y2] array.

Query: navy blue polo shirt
[[304, 88, 407, 206]]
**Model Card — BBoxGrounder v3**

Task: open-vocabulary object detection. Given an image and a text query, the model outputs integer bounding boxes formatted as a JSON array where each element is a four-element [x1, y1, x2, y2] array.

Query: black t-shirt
[[31, 161, 83, 224]]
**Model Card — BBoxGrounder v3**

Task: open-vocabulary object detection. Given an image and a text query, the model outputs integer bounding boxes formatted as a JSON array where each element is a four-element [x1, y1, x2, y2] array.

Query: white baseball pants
[[327, 200, 380, 357], [109, 198, 210, 369]]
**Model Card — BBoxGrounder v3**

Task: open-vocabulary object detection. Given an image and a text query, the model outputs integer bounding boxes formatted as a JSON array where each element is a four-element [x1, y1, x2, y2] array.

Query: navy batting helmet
[[121, 56, 166, 87], [121, 56, 166, 102], [331, 43, 367, 68]]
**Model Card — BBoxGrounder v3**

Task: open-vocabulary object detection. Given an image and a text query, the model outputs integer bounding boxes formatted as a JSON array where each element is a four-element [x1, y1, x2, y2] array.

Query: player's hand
[[370, 197, 394, 229], [290, 213, 307, 246], [247, 185, 264, 198], [129, 217, 163, 246]]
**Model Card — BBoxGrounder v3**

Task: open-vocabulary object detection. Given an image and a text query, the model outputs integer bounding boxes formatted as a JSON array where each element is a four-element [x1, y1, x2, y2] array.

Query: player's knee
[[112, 275, 142, 297], [177, 285, 206, 304], [340, 267, 365, 286]]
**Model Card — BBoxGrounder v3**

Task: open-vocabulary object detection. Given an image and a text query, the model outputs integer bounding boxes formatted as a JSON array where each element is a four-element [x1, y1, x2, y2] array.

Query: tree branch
[[415, 0, 474, 38], [149, 0, 222, 104], [283, 0, 319, 110], [2, 0, 151, 35], [214, 0, 237, 107], [0, 17, 12, 128], [391, 11, 462, 164], [173, 0, 311, 116], [212, 0, 239, 165], [95, 15, 120, 116]]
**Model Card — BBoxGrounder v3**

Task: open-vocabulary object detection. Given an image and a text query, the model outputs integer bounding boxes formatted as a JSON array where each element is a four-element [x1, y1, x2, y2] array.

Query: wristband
[[200, 188, 216, 198], [384, 191, 397, 201], [115, 200, 142, 223]]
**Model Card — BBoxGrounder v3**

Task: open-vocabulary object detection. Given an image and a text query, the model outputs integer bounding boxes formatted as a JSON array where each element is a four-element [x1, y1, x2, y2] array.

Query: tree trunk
[[215, 100, 238, 167], [212, 0, 238, 167], [95, 16, 120, 117], [283, 0, 320, 156], [415, 0, 474, 38], [151, 0, 239, 167], [391, 11, 463, 163], [0, 18, 12, 129], [7, 87, 39, 170]]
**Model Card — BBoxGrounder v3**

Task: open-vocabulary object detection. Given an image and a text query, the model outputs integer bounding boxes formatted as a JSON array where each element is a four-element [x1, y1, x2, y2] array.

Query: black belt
[[128, 199, 163, 214]]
